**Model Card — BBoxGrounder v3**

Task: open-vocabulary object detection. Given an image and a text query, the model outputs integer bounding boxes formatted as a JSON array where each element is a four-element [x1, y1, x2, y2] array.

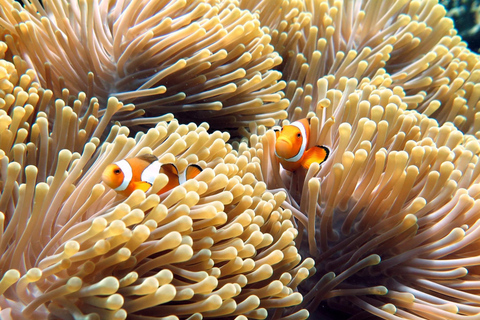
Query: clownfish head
[[102, 163, 126, 190], [275, 121, 306, 160]]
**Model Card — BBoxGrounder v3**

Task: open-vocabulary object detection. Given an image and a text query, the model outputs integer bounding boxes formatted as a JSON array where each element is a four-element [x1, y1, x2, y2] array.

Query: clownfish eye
[[297, 133, 301, 138], [113, 169, 121, 175]]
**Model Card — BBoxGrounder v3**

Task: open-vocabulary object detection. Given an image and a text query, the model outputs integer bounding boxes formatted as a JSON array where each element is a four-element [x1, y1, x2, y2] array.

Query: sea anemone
[[0, 0, 289, 129], [3, 0, 480, 319], [0, 42, 140, 182], [236, 3, 480, 315], [0, 101, 314, 319], [251, 0, 480, 136], [253, 74, 480, 318]]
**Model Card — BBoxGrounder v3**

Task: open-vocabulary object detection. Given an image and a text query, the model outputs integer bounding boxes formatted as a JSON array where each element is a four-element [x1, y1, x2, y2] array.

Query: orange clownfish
[[101, 154, 203, 196], [274, 118, 329, 171]]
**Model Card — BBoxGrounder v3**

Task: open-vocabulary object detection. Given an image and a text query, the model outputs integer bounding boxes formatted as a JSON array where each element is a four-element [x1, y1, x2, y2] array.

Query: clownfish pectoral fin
[[301, 146, 330, 170], [133, 181, 153, 193], [273, 128, 280, 139], [158, 163, 180, 194]]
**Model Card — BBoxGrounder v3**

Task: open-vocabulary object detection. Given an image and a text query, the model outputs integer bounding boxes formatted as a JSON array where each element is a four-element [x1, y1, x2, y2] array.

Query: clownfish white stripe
[[179, 170, 187, 185], [283, 121, 307, 162], [114, 160, 133, 192], [141, 161, 162, 185], [178, 165, 190, 185]]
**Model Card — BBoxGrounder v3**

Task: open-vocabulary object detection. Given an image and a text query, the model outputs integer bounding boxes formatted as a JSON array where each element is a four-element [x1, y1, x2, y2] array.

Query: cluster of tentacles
[[1, 0, 480, 319]]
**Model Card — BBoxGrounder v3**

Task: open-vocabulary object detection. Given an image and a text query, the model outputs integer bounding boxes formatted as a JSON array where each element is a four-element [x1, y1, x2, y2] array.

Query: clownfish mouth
[[275, 138, 297, 159]]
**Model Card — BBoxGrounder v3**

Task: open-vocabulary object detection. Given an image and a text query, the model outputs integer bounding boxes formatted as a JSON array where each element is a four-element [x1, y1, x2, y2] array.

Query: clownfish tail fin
[[301, 145, 330, 170], [185, 164, 203, 180]]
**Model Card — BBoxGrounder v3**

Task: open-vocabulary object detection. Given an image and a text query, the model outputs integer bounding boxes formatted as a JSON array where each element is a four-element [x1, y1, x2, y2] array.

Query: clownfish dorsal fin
[[160, 163, 179, 184], [160, 163, 179, 176], [300, 145, 330, 170], [157, 163, 180, 194], [137, 153, 159, 164], [296, 118, 310, 131]]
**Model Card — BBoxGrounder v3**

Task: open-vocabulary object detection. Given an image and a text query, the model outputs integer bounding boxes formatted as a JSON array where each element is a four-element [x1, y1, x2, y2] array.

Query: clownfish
[[101, 154, 203, 196], [158, 162, 203, 194], [274, 118, 329, 171]]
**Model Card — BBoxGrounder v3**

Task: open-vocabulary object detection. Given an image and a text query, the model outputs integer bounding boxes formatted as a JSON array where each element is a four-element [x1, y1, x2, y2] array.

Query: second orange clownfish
[[101, 154, 202, 196], [274, 118, 329, 171]]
